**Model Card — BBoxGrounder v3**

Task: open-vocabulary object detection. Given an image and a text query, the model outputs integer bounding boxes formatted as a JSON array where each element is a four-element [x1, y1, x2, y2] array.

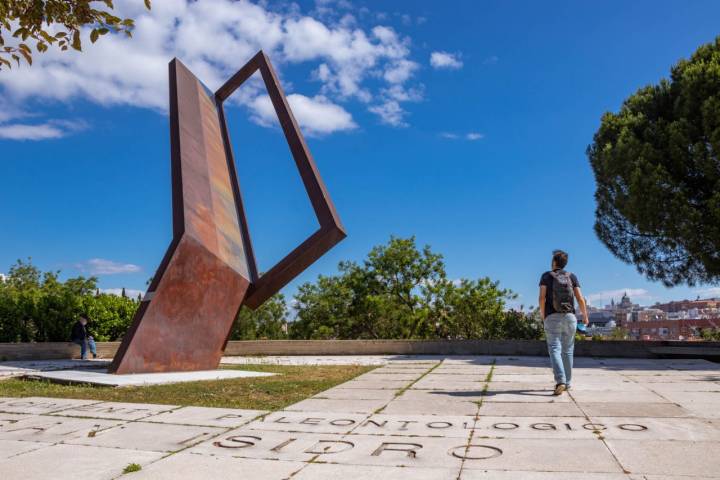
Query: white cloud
[[383, 59, 418, 84], [483, 55, 499, 65], [0, 0, 423, 137], [76, 258, 142, 275], [439, 131, 484, 141], [430, 51, 463, 69], [696, 287, 720, 298], [369, 100, 407, 127], [383, 84, 423, 102], [0, 123, 65, 140], [585, 288, 652, 304], [0, 119, 87, 141], [100, 288, 145, 298], [250, 93, 356, 136]]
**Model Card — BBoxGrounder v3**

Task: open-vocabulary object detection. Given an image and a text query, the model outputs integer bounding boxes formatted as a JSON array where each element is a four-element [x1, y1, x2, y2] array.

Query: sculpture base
[[24, 368, 274, 387]]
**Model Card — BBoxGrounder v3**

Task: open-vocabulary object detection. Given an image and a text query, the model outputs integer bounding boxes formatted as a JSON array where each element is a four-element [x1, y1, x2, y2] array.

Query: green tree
[[700, 327, 720, 341], [438, 278, 517, 339], [588, 36, 720, 286], [83, 292, 138, 341], [230, 294, 288, 340], [290, 236, 526, 340], [0, 0, 151, 70], [0, 258, 139, 342], [291, 236, 449, 339]]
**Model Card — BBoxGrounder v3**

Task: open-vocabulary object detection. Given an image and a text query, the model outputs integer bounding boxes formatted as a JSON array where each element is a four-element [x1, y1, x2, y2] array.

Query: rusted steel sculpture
[[109, 52, 345, 374]]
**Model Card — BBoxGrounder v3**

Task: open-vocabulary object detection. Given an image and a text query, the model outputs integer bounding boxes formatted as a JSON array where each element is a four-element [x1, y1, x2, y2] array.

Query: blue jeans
[[73, 337, 96, 359], [544, 313, 577, 386]]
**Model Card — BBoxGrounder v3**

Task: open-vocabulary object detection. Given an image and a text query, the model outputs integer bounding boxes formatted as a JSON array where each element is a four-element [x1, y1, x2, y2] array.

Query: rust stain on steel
[[109, 52, 345, 374]]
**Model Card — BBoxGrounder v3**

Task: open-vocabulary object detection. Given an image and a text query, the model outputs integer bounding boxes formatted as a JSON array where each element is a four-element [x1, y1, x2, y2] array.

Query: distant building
[[584, 290, 719, 340], [635, 308, 667, 323], [624, 318, 719, 341], [587, 309, 615, 327], [653, 298, 720, 313]]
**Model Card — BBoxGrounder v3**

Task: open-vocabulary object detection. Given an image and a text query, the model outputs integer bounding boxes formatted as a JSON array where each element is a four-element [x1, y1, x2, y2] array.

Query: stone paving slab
[[191, 429, 468, 469], [643, 381, 720, 391], [381, 389, 481, 416], [461, 437, 623, 473], [679, 402, 720, 418], [49, 400, 180, 420], [569, 389, 670, 403], [472, 416, 613, 439], [0, 415, 125, 443], [65, 420, 226, 452], [0, 444, 164, 480], [656, 390, 720, 404], [482, 389, 573, 403], [0, 439, 52, 459], [588, 416, 720, 441], [478, 401, 585, 417], [0, 396, 101, 414], [142, 406, 268, 428], [605, 439, 720, 476], [0, 412, 30, 427], [1, 355, 719, 479], [284, 398, 388, 414], [412, 377, 487, 390], [351, 413, 476, 438], [293, 463, 459, 480], [460, 472, 630, 479], [129, 453, 304, 479], [312, 387, 398, 401], [577, 402, 691, 418], [354, 372, 420, 381], [247, 411, 369, 434]]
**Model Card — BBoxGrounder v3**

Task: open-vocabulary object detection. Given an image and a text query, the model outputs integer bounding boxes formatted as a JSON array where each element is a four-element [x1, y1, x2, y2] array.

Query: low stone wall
[[1, 339, 719, 362], [0, 342, 121, 361]]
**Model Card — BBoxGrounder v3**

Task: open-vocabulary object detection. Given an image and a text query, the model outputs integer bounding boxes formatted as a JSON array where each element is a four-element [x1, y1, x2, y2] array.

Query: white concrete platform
[[24, 368, 275, 387]]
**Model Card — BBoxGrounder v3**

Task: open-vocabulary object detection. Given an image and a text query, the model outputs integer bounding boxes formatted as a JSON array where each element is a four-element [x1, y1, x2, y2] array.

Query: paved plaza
[[1, 355, 720, 479]]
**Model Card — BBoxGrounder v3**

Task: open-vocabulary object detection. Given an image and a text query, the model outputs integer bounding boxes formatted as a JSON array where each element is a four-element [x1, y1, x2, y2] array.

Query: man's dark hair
[[552, 250, 569, 269]]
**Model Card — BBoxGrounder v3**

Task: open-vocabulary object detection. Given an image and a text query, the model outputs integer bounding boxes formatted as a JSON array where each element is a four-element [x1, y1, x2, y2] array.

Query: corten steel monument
[[109, 52, 346, 374]]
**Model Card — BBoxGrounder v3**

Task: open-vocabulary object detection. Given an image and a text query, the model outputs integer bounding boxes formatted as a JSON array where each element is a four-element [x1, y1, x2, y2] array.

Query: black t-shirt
[[539, 269, 580, 318], [71, 321, 88, 341]]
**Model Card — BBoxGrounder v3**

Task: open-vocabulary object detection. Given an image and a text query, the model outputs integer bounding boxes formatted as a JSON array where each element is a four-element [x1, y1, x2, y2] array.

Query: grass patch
[[122, 463, 142, 474], [0, 364, 374, 411]]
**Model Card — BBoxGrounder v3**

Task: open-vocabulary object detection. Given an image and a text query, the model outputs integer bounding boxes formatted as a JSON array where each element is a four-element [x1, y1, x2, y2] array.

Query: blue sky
[[1, 0, 719, 308]]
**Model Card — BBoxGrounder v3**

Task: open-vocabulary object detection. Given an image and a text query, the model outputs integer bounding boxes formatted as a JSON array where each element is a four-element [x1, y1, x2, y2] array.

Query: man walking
[[538, 250, 588, 395], [71, 315, 98, 359]]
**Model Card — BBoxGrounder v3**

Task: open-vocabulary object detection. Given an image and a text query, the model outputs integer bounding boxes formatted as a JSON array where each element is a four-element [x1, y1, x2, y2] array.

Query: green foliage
[[700, 327, 720, 341], [0, 238, 541, 343], [0, 258, 138, 342], [290, 236, 539, 340], [122, 464, 142, 474], [230, 294, 288, 340], [608, 327, 630, 340], [0, 1, 151, 70], [588, 36, 720, 286]]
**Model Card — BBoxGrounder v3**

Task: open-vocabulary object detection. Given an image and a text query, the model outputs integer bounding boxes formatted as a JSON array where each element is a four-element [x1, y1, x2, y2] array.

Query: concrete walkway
[[1, 355, 719, 479]]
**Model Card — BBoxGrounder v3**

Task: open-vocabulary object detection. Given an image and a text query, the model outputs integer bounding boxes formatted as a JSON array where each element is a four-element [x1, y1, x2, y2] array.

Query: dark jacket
[[70, 321, 88, 342]]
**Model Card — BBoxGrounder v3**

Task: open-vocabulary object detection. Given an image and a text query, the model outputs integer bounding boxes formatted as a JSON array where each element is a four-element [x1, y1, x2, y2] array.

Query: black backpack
[[549, 270, 575, 313]]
